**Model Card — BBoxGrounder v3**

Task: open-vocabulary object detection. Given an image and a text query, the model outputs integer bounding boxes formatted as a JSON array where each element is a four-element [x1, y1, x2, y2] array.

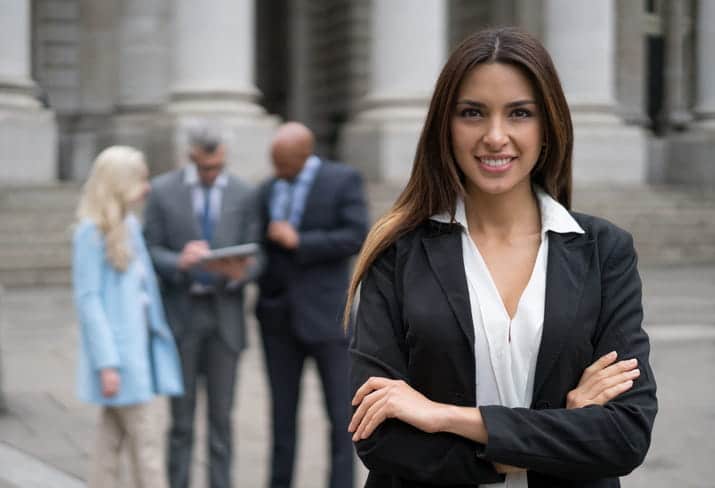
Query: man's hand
[[202, 257, 253, 281], [267, 221, 300, 250], [100, 368, 120, 397], [178, 240, 210, 270]]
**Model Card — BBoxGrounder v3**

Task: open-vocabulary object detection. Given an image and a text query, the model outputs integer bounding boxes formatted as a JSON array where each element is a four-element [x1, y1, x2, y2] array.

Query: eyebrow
[[455, 99, 538, 108]]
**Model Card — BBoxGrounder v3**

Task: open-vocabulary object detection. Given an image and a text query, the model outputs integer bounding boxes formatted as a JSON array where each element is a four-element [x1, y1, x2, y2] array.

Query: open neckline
[[465, 234, 544, 324]]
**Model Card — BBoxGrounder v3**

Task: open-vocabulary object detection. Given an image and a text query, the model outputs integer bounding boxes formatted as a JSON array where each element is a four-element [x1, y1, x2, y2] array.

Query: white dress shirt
[[431, 187, 584, 487], [183, 162, 229, 224]]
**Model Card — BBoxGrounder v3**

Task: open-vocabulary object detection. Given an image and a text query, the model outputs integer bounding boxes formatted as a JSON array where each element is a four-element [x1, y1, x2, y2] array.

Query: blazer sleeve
[[72, 223, 121, 371], [295, 169, 368, 265], [479, 230, 657, 480], [143, 184, 187, 286], [238, 187, 266, 284], [351, 246, 504, 485]]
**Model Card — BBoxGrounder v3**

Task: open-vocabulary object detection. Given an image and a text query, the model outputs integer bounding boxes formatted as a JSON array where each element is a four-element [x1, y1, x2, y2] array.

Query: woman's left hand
[[348, 377, 445, 441]]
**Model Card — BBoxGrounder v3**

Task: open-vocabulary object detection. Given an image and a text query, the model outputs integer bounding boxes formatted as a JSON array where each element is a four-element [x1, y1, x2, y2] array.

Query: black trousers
[[168, 296, 240, 488], [260, 325, 354, 488]]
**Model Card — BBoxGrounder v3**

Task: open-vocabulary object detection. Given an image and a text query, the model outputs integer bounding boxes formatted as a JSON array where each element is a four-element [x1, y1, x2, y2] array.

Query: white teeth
[[479, 158, 512, 167]]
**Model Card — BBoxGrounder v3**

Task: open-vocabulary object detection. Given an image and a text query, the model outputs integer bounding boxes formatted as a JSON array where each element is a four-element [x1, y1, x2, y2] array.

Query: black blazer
[[350, 213, 657, 487], [256, 160, 369, 343]]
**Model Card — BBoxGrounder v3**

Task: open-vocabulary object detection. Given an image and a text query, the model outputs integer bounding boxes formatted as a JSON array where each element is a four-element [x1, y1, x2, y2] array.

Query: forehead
[[457, 62, 536, 101], [193, 146, 224, 165]]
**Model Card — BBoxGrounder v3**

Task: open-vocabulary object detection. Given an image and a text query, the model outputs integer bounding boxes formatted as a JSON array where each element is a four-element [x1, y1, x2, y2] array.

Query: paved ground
[[0, 265, 714, 487]]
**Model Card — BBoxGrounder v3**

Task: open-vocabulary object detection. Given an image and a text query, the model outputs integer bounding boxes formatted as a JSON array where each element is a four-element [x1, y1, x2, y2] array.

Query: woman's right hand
[[100, 368, 121, 397], [566, 351, 639, 409]]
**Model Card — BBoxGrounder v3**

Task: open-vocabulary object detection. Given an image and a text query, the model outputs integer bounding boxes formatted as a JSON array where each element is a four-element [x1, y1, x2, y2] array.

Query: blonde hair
[[76, 145, 148, 271]]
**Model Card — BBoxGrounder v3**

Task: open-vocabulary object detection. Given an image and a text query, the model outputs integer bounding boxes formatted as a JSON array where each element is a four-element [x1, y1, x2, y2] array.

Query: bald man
[[256, 122, 368, 488]]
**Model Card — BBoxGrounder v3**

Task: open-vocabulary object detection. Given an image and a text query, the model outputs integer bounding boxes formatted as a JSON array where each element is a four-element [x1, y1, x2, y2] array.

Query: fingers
[[581, 358, 638, 399], [593, 379, 635, 405], [580, 351, 618, 384], [351, 376, 392, 406], [568, 359, 640, 408], [348, 387, 385, 433], [349, 377, 402, 441], [352, 396, 389, 441]]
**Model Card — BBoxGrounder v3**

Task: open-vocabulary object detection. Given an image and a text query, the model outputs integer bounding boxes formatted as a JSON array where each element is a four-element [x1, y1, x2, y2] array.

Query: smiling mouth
[[476, 156, 515, 171]]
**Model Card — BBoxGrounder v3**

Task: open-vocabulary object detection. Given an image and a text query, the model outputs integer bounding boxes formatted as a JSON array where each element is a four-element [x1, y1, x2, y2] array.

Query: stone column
[[0, 0, 57, 183], [544, 0, 647, 184], [663, 1, 693, 129], [694, 0, 715, 126], [111, 0, 176, 175], [339, 0, 448, 183], [666, 0, 715, 187], [169, 0, 278, 181]]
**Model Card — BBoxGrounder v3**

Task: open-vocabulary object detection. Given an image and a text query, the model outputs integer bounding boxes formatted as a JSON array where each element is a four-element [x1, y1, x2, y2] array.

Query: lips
[[476, 155, 515, 173]]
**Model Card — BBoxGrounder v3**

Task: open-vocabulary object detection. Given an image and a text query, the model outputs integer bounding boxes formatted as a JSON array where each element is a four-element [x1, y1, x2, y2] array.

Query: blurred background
[[0, 0, 714, 487]]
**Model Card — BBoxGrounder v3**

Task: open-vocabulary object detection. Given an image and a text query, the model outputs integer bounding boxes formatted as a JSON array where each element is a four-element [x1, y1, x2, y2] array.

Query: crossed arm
[[349, 234, 656, 483]]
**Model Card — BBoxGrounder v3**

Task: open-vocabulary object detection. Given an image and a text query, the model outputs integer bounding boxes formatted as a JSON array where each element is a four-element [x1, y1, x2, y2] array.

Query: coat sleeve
[[72, 224, 121, 371], [295, 169, 368, 265], [479, 230, 657, 480], [143, 184, 187, 286], [351, 246, 505, 485]]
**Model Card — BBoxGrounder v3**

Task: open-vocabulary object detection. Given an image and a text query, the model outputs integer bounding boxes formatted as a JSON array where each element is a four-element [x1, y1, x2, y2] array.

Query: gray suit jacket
[[143, 167, 262, 352]]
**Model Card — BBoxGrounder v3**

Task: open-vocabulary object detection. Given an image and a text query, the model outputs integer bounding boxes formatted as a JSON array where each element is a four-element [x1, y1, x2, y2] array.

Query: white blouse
[[432, 188, 584, 488]]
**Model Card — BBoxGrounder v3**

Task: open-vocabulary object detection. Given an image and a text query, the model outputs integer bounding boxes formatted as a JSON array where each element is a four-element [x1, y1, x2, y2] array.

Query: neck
[[463, 182, 540, 239]]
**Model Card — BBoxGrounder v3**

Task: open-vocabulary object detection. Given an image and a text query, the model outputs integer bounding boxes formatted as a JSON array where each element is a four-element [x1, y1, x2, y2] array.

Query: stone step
[[0, 183, 81, 210], [1, 182, 714, 287]]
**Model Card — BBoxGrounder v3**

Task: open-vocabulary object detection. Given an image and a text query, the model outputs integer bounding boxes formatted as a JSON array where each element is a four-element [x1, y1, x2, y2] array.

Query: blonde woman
[[73, 145, 183, 487]]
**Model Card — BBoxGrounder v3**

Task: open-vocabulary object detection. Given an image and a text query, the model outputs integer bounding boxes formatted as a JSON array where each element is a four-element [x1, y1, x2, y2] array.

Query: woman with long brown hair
[[346, 27, 656, 487]]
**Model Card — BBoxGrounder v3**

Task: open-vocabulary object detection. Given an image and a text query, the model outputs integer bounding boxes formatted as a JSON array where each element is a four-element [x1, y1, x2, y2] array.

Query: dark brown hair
[[344, 27, 574, 326]]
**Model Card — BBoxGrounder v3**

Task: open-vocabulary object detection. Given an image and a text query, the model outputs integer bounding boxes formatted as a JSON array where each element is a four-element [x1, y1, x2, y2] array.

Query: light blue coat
[[73, 215, 183, 406]]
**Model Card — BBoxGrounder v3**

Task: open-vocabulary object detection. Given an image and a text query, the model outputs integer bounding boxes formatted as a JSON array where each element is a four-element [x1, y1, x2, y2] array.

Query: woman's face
[[126, 166, 150, 206], [450, 62, 543, 198]]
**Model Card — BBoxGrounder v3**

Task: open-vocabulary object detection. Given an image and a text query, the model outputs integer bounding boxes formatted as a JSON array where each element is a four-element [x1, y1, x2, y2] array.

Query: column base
[[663, 124, 715, 188], [571, 112, 648, 184], [0, 108, 57, 183], [339, 106, 427, 184]]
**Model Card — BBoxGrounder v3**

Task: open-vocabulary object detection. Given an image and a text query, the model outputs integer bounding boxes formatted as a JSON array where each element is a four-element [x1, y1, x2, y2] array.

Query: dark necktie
[[196, 186, 217, 286], [201, 186, 214, 242]]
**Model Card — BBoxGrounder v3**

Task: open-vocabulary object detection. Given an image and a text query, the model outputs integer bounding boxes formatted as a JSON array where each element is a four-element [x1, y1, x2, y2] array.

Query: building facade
[[1, 0, 713, 186]]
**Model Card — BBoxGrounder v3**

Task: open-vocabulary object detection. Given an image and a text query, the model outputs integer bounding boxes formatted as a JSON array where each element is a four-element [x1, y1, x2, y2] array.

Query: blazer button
[[535, 401, 550, 409]]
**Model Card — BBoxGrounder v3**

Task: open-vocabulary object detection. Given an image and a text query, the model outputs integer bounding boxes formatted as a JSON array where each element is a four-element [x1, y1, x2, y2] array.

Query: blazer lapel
[[532, 231, 595, 401], [176, 180, 201, 239], [298, 161, 325, 229], [421, 228, 475, 348]]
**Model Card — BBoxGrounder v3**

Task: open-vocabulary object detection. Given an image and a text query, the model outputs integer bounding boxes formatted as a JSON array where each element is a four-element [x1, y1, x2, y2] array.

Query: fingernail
[[629, 358, 638, 366], [609, 351, 617, 358]]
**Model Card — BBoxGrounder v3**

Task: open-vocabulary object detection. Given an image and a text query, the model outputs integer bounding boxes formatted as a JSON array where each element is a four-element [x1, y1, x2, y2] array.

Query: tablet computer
[[199, 242, 260, 262]]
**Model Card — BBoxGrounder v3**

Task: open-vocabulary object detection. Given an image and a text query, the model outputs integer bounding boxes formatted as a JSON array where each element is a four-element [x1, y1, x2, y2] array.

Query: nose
[[482, 117, 509, 149]]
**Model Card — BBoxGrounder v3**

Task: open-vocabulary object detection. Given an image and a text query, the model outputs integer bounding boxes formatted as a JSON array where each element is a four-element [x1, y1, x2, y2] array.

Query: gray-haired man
[[144, 125, 262, 488]]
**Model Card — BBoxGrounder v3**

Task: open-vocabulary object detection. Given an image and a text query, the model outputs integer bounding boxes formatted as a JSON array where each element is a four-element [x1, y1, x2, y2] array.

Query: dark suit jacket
[[256, 160, 369, 343], [143, 168, 262, 353], [350, 213, 658, 487]]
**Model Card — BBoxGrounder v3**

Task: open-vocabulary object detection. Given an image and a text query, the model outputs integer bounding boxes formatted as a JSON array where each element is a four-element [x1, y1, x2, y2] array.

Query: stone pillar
[[111, 0, 175, 175], [169, 0, 278, 181], [694, 0, 715, 126], [339, 0, 448, 183], [69, 0, 119, 180], [544, 0, 647, 184], [664, 1, 693, 129], [0, 0, 57, 183], [0, 284, 5, 412], [666, 0, 715, 187]]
